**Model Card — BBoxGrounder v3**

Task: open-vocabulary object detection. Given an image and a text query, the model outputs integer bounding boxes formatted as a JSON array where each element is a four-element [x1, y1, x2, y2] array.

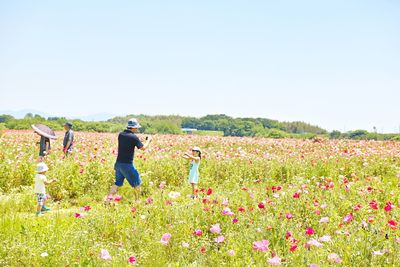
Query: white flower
[[318, 235, 332, 242], [319, 217, 329, 223], [168, 191, 181, 199], [40, 252, 48, 257]]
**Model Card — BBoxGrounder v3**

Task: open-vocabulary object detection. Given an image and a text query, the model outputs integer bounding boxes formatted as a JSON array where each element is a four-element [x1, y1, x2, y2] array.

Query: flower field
[[0, 131, 400, 266]]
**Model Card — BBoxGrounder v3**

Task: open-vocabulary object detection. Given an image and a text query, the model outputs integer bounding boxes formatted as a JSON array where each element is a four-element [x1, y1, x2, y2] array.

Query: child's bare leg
[[192, 183, 197, 198], [37, 204, 42, 213]]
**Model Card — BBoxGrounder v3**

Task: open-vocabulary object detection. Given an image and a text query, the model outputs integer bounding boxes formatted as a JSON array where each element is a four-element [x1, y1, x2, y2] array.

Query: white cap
[[37, 162, 49, 173], [192, 146, 201, 153]]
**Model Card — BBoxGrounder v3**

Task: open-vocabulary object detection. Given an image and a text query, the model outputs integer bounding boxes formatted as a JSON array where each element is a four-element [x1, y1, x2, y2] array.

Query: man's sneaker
[[41, 206, 51, 212], [36, 212, 44, 217]]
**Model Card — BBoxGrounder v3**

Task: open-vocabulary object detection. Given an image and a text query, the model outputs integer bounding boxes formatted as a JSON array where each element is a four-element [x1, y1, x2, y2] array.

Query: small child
[[182, 147, 201, 198], [34, 163, 56, 216]]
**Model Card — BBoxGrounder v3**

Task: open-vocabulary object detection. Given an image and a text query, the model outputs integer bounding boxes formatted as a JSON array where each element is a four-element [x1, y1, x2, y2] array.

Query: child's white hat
[[37, 162, 49, 173], [192, 146, 201, 153]]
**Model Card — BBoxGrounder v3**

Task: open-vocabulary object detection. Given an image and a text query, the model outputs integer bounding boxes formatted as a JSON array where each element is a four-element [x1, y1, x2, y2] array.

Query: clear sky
[[0, 0, 399, 133]]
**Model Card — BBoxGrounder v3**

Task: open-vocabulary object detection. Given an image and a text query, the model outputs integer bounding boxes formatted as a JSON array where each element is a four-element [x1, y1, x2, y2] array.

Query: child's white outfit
[[188, 160, 200, 184], [35, 174, 47, 205]]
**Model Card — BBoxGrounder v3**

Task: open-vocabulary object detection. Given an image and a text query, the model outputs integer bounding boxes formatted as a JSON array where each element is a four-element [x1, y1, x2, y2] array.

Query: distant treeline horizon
[[0, 113, 399, 141]]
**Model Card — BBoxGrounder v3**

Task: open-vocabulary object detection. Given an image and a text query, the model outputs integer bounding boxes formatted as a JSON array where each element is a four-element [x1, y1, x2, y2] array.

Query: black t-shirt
[[116, 130, 144, 163]]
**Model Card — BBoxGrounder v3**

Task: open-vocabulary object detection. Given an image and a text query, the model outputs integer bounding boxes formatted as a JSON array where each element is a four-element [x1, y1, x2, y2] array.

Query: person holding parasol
[[31, 124, 57, 161]]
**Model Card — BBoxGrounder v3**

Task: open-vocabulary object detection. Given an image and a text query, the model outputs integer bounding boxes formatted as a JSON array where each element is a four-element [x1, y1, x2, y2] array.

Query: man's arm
[[64, 140, 71, 152], [139, 136, 152, 150], [63, 133, 73, 152]]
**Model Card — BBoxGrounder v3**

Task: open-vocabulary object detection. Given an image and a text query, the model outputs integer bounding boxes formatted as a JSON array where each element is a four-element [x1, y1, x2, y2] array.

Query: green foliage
[[182, 114, 326, 137], [145, 121, 181, 135], [392, 135, 400, 141], [1, 133, 400, 266], [2, 113, 399, 140], [330, 130, 342, 139], [0, 114, 14, 123], [255, 128, 288, 139], [347, 130, 369, 140]]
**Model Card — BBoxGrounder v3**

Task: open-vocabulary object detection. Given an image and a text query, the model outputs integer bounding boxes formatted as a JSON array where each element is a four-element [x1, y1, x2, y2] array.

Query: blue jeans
[[114, 162, 141, 188]]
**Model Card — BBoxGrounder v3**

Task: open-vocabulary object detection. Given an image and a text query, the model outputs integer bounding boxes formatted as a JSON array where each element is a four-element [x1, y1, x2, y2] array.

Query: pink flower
[[327, 253, 342, 264], [305, 227, 315, 235], [384, 202, 395, 211], [74, 213, 82, 218], [160, 233, 171, 245], [268, 255, 281, 265], [114, 195, 122, 202], [222, 199, 229, 206], [309, 264, 319, 267], [146, 197, 154, 204], [99, 249, 112, 260], [290, 245, 298, 252], [83, 205, 91, 211], [193, 229, 203, 236], [343, 213, 353, 224], [285, 231, 292, 240], [286, 213, 293, 219], [227, 250, 235, 256], [368, 216, 374, 223], [128, 256, 137, 264], [131, 207, 137, 213], [305, 239, 323, 248], [258, 202, 265, 209], [319, 217, 329, 223], [215, 235, 225, 243], [369, 200, 378, 210], [252, 240, 269, 252], [222, 207, 234, 216], [232, 218, 239, 224], [293, 192, 300, 199], [159, 181, 166, 190], [206, 188, 213, 195], [210, 223, 221, 234], [387, 219, 397, 230]]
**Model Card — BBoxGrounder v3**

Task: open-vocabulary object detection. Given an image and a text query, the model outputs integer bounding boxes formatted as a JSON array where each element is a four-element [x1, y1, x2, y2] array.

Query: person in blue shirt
[[106, 118, 152, 202], [183, 147, 201, 199]]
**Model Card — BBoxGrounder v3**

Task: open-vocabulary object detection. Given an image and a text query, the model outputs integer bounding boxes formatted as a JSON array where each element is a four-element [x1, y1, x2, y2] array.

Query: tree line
[[0, 113, 399, 141]]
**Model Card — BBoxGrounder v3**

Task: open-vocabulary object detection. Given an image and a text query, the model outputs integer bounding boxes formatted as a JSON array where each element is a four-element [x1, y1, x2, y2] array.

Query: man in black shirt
[[107, 118, 152, 201], [63, 122, 74, 155]]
